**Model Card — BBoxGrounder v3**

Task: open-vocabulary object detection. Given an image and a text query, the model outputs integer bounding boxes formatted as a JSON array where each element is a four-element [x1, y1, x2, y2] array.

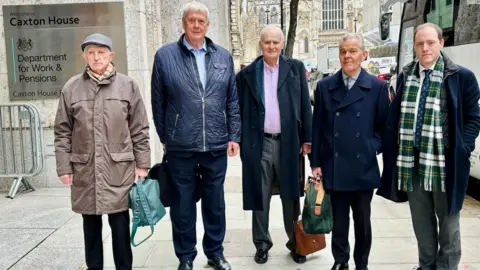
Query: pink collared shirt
[[263, 60, 281, 134]]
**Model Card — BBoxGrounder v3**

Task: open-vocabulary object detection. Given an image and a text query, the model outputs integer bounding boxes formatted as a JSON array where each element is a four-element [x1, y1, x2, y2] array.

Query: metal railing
[[0, 104, 45, 198]]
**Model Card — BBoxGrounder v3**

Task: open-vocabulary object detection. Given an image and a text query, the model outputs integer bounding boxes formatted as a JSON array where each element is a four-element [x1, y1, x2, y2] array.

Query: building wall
[[241, 0, 320, 64]]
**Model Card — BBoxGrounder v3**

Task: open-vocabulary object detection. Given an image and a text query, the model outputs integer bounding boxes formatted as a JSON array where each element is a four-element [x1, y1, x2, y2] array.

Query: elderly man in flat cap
[[54, 33, 150, 269]]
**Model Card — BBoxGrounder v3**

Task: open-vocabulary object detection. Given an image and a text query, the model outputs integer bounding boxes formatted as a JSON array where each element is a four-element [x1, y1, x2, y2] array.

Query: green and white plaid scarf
[[397, 57, 446, 192]]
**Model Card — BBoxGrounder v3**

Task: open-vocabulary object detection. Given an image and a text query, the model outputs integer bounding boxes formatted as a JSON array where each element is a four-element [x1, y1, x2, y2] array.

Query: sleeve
[[299, 62, 313, 144], [373, 81, 390, 154], [462, 70, 480, 153], [129, 81, 151, 169], [151, 51, 167, 143], [226, 55, 241, 142], [310, 82, 323, 168], [54, 91, 74, 176]]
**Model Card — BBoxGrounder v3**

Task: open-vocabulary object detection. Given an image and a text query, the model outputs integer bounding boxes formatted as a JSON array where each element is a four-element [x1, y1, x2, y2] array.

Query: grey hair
[[260, 25, 285, 42], [414, 22, 443, 41], [181, 1, 210, 22], [340, 33, 366, 50]]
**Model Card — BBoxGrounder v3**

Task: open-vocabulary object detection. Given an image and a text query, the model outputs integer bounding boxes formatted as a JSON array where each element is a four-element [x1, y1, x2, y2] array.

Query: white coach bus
[[379, 0, 480, 189]]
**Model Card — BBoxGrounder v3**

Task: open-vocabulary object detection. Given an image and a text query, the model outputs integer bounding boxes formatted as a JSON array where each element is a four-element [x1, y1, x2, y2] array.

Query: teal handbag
[[129, 177, 166, 247]]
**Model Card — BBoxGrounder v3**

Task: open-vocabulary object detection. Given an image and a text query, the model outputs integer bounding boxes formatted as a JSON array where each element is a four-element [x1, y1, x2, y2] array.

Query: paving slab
[[0, 228, 53, 270], [9, 247, 85, 270], [0, 201, 74, 229]]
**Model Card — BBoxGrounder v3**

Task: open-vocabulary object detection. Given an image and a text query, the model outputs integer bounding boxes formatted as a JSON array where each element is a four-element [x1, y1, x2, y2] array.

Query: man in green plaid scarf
[[379, 23, 480, 270]]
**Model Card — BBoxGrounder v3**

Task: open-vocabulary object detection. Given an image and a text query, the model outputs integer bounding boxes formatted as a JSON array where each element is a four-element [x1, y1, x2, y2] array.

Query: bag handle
[[313, 177, 325, 216], [130, 178, 155, 247]]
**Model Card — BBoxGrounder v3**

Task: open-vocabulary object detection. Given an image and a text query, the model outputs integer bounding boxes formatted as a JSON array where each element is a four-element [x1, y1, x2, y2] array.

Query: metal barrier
[[0, 104, 45, 198]]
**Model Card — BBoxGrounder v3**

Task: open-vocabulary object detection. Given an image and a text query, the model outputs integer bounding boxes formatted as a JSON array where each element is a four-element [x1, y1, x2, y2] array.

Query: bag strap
[[130, 178, 155, 247], [314, 178, 325, 216]]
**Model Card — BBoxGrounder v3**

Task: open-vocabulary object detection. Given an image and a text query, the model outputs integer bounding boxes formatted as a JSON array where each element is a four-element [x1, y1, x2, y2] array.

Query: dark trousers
[[166, 150, 227, 262], [82, 210, 132, 270], [330, 190, 374, 268], [408, 152, 461, 270], [252, 136, 297, 252]]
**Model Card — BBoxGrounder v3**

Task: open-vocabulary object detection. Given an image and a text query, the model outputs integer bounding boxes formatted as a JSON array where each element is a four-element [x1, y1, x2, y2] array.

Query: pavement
[[1, 156, 480, 270]]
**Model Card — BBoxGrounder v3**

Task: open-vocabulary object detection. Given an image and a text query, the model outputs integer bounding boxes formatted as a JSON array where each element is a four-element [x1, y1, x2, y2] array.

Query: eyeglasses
[[185, 18, 208, 26]]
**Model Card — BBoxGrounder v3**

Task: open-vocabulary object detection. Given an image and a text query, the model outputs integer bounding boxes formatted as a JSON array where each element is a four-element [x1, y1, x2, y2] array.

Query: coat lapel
[[244, 59, 262, 107], [337, 69, 371, 109], [277, 56, 291, 90], [329, 71, 348, 103]]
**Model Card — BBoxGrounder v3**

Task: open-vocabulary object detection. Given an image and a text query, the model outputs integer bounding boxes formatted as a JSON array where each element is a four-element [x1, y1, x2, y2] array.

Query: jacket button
[[335, 132, 339, 137], [252, 144, 256, 148], [336, 112, 340, 116], [356, 154, 360, 159], [357, 112, 361, 117], [251, 126, 254, 129], [335, 152, 338, 157], [356, 133, 360, 137], [262, 112, 265, 115]]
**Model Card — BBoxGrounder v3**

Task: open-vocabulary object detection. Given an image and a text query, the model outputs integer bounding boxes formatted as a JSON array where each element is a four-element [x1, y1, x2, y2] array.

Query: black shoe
[[254, 249, 268, 264], [331, 262, 349, 270], [290, 251, 307, 264], [207, 257, 231, 270], [355, 267, 368, 270], [178, 260, 193, 270]]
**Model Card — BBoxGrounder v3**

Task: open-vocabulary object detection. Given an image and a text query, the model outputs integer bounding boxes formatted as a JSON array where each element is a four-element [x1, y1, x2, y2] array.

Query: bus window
[[424, 0, 480, 46], [398, 21, 415, 69]]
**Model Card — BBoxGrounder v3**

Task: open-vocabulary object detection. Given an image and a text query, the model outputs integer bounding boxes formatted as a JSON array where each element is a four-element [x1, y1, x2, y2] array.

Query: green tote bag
[[301, 176, 333, 235], [129, 177, 166, 247]]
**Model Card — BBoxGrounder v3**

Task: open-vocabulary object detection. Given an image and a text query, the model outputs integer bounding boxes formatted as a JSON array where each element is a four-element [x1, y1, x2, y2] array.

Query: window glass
[[398, 22, 415, 69]]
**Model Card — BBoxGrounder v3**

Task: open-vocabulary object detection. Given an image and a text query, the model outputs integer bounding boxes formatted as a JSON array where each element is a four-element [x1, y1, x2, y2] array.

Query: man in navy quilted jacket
[[150, 2, 240, 270]]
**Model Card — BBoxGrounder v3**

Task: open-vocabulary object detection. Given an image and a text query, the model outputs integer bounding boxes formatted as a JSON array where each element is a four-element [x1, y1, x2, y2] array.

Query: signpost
[[2, 2, 127, 101]]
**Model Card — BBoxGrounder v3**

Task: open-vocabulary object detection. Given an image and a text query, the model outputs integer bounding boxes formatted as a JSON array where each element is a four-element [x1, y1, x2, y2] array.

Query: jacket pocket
[[212, 63, 227, 82], [172, 114, 179, 139], [70, 153, 91, 187], [108, 152, 135, 187]]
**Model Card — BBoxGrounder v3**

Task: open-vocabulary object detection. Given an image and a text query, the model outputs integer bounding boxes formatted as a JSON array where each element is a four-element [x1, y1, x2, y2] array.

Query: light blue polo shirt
[[183, 37, 207, 89]]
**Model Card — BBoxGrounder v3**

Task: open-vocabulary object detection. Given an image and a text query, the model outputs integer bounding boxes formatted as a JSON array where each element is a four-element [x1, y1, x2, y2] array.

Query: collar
[[183, 37, 207, 52], [263, 59, 279, 73], [342, 70, 361, 80], [419, 56, 439, 73]]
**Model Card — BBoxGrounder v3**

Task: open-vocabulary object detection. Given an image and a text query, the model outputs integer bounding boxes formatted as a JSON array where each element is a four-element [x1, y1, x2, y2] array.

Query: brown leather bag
[[294, 219, 326, 256], [292, 156, 327, 256]]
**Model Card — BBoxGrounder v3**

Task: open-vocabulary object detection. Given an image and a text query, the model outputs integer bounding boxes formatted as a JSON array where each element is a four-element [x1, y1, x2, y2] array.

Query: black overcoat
[[236, 55, 313, 211]]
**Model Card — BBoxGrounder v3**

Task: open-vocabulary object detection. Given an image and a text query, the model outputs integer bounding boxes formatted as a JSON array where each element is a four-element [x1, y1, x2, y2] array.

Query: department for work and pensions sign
[[2, 2, 127, 100]]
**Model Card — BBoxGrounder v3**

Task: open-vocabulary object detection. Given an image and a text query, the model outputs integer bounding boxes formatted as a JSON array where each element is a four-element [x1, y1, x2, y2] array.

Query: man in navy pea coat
[[311, 33, 390, 270]]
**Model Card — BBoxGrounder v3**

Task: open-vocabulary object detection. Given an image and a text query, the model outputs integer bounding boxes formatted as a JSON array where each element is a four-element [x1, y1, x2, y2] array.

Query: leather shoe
[[254, 249, 268, 264], [290, 251, 307, 264], [355, 267, 368, 270], [178, 260, 193, 270], [207, 257, 231, 270], [331, 262, 349, 270]]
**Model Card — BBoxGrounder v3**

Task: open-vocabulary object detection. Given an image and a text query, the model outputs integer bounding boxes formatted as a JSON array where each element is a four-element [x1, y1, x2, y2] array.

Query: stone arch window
[[304, 37, 309, 53], [271, 6, 280, 24], [259, 7, 266, 24]]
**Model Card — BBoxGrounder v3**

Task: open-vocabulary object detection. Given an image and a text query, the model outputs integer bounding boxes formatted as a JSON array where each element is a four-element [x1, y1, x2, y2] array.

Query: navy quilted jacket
[[151, 35, 241, 152]]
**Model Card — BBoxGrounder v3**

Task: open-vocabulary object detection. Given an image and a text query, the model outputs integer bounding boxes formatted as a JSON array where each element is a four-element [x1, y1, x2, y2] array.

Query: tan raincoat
[[54, 70, 150, 215]]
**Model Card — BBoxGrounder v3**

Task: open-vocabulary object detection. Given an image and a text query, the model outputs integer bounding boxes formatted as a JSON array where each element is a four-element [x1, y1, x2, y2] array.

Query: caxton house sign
[[3, 2, 127, 100]]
